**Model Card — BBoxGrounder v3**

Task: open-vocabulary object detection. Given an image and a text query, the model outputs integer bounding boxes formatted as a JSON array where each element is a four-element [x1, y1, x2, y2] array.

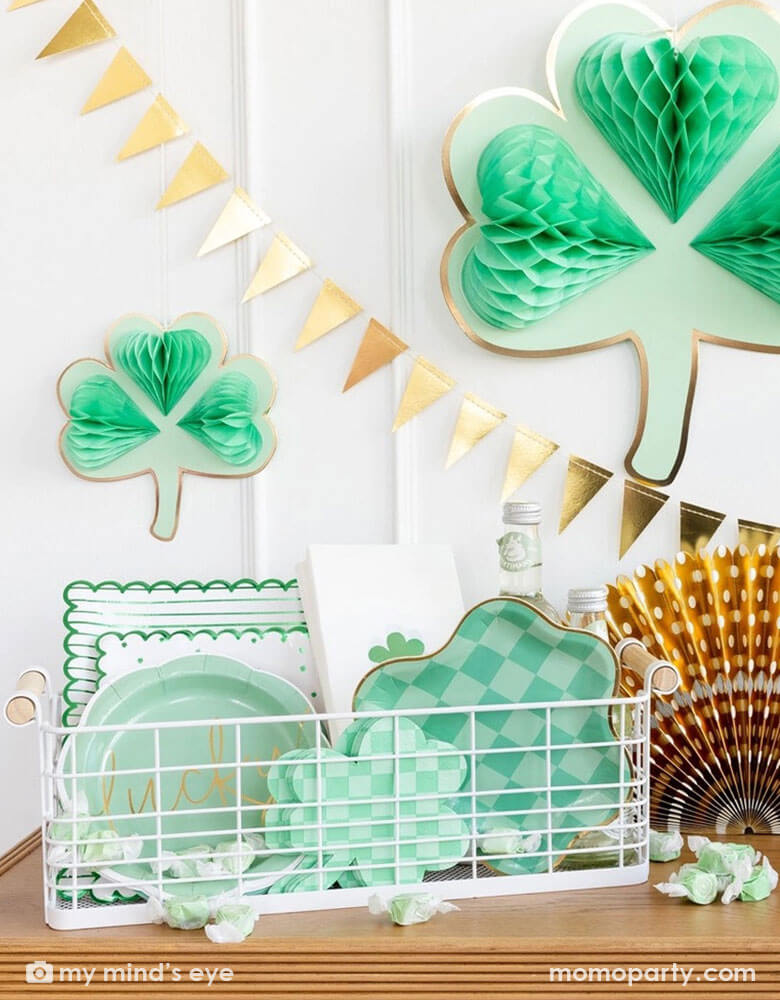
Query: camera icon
[[25, 961, 54, 984]]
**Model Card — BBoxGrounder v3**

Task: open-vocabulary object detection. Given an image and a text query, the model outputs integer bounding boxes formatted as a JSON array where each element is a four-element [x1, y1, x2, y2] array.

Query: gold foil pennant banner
[[9, 0, 47, 10], [81, 47, 151, 114], [501, 424, 558, 501], [242, 233, 312, 302], [445, 394, 506, 469], [296, 279, 362, 350], [559, 456, 613, 533], [198, 188, 269, 256], [620, 480, 669, 558], [156, 142, 229, 209], [393, 357, 455, 431], [343, 319, 408, 392], [737, 518, 780, 552], [117, 95, 189, 161], [37, 0, 115, 58], [680, 501, 726, 555]]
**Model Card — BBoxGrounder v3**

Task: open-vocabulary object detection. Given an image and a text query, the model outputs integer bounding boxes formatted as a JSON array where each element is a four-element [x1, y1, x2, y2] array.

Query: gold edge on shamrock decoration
[[56, 311, 277, 541], [440, 0, 780, 488], [11, 0, 780, 558]]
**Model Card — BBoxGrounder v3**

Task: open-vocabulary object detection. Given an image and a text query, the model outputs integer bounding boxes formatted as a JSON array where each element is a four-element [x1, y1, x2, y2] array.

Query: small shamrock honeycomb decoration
[[57, 313, 276, 539]]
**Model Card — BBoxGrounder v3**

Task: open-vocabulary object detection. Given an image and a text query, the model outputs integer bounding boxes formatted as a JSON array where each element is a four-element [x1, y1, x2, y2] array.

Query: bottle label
[[497, 532, 542, 573]]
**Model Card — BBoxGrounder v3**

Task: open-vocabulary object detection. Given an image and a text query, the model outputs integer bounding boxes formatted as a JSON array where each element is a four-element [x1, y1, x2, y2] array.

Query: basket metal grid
[[4, 655, 666, 930]]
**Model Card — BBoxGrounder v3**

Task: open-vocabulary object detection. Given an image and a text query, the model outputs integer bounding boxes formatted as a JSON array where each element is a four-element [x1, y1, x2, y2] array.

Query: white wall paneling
[[3, 0, 779, 851]]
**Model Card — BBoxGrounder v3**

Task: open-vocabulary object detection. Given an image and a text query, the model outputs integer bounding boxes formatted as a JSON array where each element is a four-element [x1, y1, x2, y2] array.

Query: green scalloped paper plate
[[60, 655, 318, 899], [353, 598, 628, 876], [61, 577, 308, 726]]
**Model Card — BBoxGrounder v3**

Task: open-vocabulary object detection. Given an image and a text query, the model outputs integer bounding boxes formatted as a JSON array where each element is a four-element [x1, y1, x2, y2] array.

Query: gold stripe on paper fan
[[619, 480, 669, 558], [198, 187, 270, 257], [393, 357, 455, 431], [680, 501, 726, 555], [156, 142, 229, 209], [737, 517, 780, 552], [37, 0, 115, 58], [342, 319, 408, 392], [445, 394, 506, 469], [501, 424, 558, 501], [242, 233, 312, 302], [559, 456, 613, 533], [295, 279, 362, 350], [81, 47, 151, 114], [117, 94, 189, 161]]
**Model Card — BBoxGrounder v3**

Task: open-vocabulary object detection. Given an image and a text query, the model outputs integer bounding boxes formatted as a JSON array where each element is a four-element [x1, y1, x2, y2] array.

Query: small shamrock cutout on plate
[[443, 2, 780, 484], [263, 716, 469, 889], [368, 632, 425, 664], [58, 313, 276, 539]]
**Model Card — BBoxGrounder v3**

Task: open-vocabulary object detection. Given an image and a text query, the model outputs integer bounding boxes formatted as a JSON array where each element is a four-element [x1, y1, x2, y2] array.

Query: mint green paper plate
[[62, 655, 317, 898]]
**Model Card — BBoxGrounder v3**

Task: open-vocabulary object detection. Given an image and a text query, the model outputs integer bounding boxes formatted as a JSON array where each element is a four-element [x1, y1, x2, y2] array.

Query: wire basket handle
[[4, 668, 48, 727], [615, 639, 679, 696]]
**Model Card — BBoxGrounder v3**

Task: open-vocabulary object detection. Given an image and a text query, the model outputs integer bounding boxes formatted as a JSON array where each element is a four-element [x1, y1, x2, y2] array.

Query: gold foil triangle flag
[[156, 142, 229, 209], [559, 456, 613, 533], [117, 95, 189, 161], [737, 518, 780, 552], [242, 233, 312, 301], [680, 501, 726, 555], [37, 0, 115, 58], [501, 425, 558, 501], [198, 188, 269, 257], [393, 357, 454, 431], [9, 0, 47, 10], [81, 47, 151, 114], [296, 279, 362, 350], [343, 319, 408, 392], [445, 394, 506, 469], [619, 480, 669, 558]]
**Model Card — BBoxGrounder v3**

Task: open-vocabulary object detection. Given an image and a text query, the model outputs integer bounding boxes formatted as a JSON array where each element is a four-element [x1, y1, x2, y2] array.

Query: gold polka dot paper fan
[[608, 544, 780, 835]]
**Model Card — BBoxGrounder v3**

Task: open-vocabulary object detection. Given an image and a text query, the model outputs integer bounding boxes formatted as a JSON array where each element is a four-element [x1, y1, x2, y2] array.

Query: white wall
[[2, 0, 779, 852]]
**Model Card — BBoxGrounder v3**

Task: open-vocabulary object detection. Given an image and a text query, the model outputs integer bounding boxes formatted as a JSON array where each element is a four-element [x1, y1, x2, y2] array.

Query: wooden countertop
[[1, 837, 778, 998]]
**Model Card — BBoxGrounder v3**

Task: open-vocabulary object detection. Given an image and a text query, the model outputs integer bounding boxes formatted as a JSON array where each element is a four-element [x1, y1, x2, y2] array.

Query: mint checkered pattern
[[264, 717, 470, 887], [354, 599, 627, 874]]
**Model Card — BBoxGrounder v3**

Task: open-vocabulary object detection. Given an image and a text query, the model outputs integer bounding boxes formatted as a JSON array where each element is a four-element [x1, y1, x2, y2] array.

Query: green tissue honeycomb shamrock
[[58, 313, 276, 539], [368, 631, 425, 664], [263, 715, 469, 889], [442, 1, 780, 485]]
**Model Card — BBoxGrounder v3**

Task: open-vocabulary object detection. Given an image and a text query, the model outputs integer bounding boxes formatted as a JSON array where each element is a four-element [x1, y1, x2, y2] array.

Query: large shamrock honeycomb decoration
[[442, 1, 780, 485], [58, 313, 276, 539]]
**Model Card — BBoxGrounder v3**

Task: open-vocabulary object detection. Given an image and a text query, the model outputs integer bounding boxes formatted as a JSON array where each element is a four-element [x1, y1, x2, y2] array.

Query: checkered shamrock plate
[[353, 598, 626, 875]]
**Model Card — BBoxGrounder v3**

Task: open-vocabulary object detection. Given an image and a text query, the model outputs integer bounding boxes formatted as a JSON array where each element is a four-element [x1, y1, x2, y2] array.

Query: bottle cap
[[502, 501, 542, 526], [567, 586, 608, 614]]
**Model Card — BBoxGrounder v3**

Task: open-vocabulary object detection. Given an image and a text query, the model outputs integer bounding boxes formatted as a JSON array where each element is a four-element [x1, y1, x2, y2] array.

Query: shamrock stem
[[151, 467, 183, 541], [625, 333, 696, 486]]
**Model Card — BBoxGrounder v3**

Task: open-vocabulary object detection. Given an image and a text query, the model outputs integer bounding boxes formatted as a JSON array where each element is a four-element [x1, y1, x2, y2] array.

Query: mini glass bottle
[[497, 501, 561, 622], [566, 586, 609, 641]]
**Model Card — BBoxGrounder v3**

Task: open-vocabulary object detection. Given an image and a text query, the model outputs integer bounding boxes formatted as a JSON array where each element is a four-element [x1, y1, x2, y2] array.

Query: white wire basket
[[5, 645, 675, 931]]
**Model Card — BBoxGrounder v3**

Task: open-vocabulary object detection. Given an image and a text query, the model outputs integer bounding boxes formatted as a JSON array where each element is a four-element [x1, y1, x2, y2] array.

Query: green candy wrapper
[[738, 858, 778, 903], [688, 837, 758, 876], [655, 867, 719, 904], [205, 903, 258, 943], [477, 826, 542, 856], [649, 829, 683, 862], [368, 892, 458, 926], [148, 895, 210, 930]]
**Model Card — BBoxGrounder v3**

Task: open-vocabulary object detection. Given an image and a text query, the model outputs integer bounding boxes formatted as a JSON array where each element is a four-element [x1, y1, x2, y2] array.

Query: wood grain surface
[[1, 837, 777, 998]]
